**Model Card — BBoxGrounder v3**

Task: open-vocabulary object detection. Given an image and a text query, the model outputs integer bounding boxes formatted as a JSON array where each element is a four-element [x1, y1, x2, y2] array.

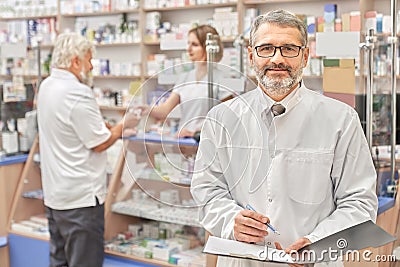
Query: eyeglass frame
[[254, 44, 306, 58]]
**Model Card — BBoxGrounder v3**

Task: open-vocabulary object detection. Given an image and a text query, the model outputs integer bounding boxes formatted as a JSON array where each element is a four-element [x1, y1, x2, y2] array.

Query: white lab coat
[[191, 85, 378, 267], [171, 68, 230, 132]]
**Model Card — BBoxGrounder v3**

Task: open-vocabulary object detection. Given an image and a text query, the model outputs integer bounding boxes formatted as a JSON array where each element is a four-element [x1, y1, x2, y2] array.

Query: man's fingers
[[285, 237, 311, 253], [275, 242, 305, 267], [239, 210, 270, 230], [234, 231, 265, 243], [233, 210, 269, 243], [274, 242, 283, 250], [235, 224, 268, 242]]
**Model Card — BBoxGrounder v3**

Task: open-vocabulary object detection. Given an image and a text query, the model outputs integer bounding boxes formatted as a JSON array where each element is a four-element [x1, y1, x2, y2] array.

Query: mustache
[[261, 63, 292, 72]]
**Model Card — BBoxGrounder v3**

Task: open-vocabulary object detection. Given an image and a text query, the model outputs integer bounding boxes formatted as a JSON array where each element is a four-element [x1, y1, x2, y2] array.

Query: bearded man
[[191, 9, 378, 267], [37, 32, 138, 267]]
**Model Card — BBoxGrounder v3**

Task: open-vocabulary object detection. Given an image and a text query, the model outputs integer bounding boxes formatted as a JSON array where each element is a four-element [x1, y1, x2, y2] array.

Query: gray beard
[[255, 62, 303, 98], [80, 70, 93, 87]]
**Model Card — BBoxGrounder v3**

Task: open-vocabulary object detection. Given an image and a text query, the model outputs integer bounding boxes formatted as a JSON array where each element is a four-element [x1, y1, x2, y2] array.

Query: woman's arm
[[141, 92, 180, 120]]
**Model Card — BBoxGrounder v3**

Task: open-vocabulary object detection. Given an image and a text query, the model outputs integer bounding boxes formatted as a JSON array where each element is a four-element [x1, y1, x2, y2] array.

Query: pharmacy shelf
[[61, 9, 139, 17], [105, 250, 177, 267], [95, 42, 141, 47], [135, 175, 191, 186], [93, 75, 141, 80], [111, 201, 201, 227], [143, 2, 237, 12], [27, 44, 54, 50], [143, 40, 161, 46], [99, 106, 129, 112], [0, 74, 48, 79], [221, 37, 236, 43], [243, 0, 323, 4], [0, 14, 57, 21], [144, 37, 234, 46]]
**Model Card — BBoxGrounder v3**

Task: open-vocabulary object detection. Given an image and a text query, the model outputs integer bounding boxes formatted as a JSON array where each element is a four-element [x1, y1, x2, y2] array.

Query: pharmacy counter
[[9, 233, 159, 267], [378, 196, 396, 215], [0, 154, 28, 166], [0, 154, 28, 267]]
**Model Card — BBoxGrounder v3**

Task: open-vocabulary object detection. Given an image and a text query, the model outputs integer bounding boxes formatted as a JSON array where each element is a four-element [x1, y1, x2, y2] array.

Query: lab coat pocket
[[284, 150, 334, 205]]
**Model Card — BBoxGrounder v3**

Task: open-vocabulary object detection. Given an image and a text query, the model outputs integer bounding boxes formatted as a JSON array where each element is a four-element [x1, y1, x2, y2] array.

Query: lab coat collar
[[257, 81, 304, 116], [50, 68, 80, 82]]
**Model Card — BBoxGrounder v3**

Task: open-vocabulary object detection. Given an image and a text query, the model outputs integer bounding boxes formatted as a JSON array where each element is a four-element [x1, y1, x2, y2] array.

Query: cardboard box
[[342, 13, 351, 32], [350, 11, 361, 31], [317, 16, 324, 32], [323, 92, 355, 107], [323, 59, 356, 94]]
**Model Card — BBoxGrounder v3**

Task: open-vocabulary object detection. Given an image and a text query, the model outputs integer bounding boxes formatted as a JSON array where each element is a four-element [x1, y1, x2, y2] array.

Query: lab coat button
[[268, 198, 272, 202], [267, 241, 272, 245]]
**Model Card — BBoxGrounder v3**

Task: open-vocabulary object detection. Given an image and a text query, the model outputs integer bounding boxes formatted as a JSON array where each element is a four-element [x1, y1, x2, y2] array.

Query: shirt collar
[[50, 68, 79, 81], [257, 81, 303, 113]]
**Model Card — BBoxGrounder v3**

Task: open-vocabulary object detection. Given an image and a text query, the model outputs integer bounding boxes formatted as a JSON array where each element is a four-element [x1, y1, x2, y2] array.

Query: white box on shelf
[[0, 43, 27, 59], [316, 32, 360, 58], [160, 34, 187, 50]]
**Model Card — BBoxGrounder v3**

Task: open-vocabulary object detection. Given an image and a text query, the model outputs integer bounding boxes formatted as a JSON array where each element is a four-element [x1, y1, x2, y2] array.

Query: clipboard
[[297, 220, 396, 263], [203, 236, 295, 263], [203, 220, 396, 263]]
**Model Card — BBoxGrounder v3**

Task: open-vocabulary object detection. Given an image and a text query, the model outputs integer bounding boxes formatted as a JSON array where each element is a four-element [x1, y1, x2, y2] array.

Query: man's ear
[[248, 46, 253, 66], [303, 47, 310, 68], [71, 56, 80, 70]]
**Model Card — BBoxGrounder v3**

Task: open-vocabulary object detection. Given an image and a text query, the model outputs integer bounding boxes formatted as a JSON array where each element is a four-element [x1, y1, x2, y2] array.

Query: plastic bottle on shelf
[[1, 119, 19, 155]]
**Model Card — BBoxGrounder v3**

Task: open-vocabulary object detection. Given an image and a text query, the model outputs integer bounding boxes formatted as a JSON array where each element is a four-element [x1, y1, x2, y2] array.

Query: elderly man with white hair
[[37, 32, 138, 267]]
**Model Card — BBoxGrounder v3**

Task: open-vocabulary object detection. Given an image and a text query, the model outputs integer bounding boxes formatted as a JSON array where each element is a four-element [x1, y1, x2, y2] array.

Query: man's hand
[[120, 110, 141, 137], [105, 121, 113, 129], [275, 237, 311, 267], [136, 104, 150, 116], [233, 210, 269, 243], [124, 111, 140, 127], [175, 128, 194, 138]]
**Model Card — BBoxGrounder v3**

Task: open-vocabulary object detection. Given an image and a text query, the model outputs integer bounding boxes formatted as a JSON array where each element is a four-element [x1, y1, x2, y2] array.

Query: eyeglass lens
[[256, 45, 301, 58]]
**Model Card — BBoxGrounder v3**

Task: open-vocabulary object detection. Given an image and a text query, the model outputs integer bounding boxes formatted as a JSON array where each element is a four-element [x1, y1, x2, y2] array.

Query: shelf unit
[[2, 1, 399, 266], [7, 137, 45, 239], [104, 135, 205, 266]]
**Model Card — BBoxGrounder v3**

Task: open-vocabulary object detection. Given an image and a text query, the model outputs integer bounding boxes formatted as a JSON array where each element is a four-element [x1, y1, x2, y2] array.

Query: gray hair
[[51, 32, 96, 68], [249, 9, 308, 47]]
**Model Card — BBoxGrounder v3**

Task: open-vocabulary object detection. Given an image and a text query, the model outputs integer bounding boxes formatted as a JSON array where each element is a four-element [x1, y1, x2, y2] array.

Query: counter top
[[0, 236, 6, 247], [378, 196, 396, 215], [126, 133, 198, 146], [0, 154, 28, 167]]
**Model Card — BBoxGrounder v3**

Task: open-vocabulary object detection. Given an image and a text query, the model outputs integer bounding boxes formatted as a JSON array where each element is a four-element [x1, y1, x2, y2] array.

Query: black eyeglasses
[[254, 44, 305, 58]]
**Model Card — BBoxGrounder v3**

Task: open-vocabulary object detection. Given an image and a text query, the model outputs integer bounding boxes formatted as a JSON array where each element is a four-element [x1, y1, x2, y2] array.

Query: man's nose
[[269, 48, 285, 63]]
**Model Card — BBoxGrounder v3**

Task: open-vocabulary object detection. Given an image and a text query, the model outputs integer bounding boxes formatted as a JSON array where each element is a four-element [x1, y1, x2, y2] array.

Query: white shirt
[[171, 68, 231, 132], [191, 85, 378, 267], [37, 69, 111, 210]]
